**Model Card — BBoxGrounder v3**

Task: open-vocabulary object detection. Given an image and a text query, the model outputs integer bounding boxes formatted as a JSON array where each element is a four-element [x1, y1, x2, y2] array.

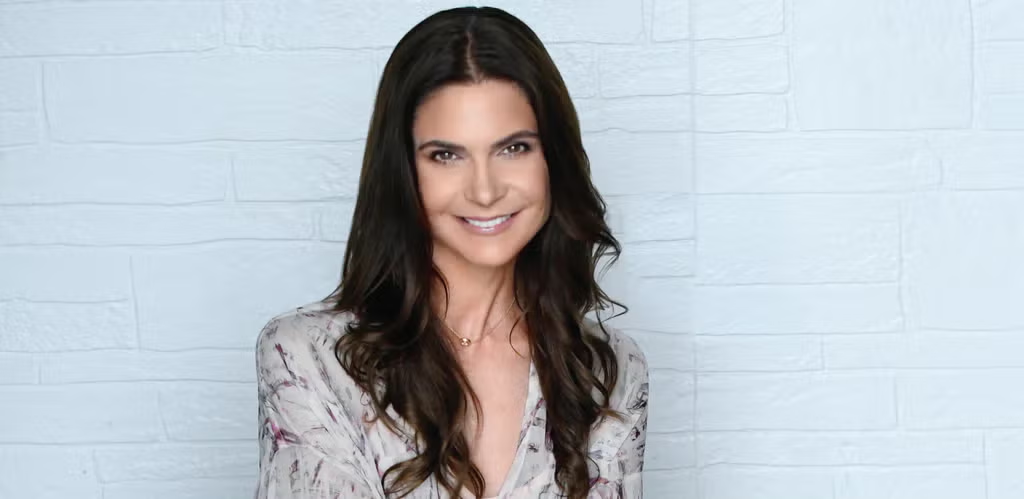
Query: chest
[[460, 354, 532, 495], [365, 354, 540, 497]]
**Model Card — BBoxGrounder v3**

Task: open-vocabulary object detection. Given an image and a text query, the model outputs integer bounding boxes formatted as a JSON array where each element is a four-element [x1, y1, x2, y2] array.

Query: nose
[[466, 157, 505, 207]]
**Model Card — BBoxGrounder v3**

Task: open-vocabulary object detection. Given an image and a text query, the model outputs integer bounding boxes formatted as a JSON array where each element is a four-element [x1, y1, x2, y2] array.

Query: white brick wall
[[0, 0, 1021, 498]]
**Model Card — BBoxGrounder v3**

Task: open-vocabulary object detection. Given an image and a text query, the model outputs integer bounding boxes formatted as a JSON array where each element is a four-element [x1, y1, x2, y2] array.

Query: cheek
[[415, 168, 450, 214], [528, 162, 551, 206]]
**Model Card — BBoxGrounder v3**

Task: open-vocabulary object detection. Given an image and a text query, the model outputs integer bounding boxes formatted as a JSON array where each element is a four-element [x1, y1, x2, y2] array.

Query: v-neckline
[[491, 357, 540, 498], [464, 357, 540, 499]]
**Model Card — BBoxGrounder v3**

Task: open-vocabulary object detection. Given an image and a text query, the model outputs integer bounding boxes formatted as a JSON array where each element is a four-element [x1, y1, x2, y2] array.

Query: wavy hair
[[323, 6, 626, 498]]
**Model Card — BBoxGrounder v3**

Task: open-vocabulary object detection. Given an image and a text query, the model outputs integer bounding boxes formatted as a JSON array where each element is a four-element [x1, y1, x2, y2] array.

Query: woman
[[254, 6, 649, 499]]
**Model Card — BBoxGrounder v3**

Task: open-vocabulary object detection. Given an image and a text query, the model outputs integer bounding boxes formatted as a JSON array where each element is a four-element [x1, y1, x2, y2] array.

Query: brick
[[0, 59, 38, 111], [644, 468, 697, 498], [607, 193, 694, 243], [651, 0, 690, 41], [701, 466, 833, 499], [0, 384, 161, 443], [160, 382, 255, 440], [694, 94, 786, 131], [576, 95, 691, 132], [585, 131, 692, 195], [227, 0, 644, 47], [45, 53, 377, 142], [933, 132, 1024, 189], [980, 94, 1024, 130], [630, 330, 694, 371], [0, 249, 129, 301], [599, 268, 692, 332], [698, 430, 982, 466], [318, 203, 356, 242], [0, 353, 37, 384], [40, 349, 253, 384], [697, 194, 900, 284], [904, 192, 1024, 330], [0, 111, 37, 146], [0, 3, 220, 56], [225, 0, 438, 48], [692, 0, 783, 39], [0, 301, 136, 352], [620, 240, 695, 278], [696, 335, 821, 372], [987, 430, 1024, 499], [900, 369, 1024, 428], [649, 369, 693, 433], [976, 0, 1024, 41], [488, 0, 647, 43], [646, 432, 695, 469], [601, 276, 692, 333], [697, 134, 939, 193], [234, 144, 362, 201], [0, 446, 100, 499], [978, 42, 1024, 94], [695, 283, 902, 334], [825, 331, 1024, 369], [695, 41, 787, 94], [102, 477, 254, 499], [793, 0, 971, 129], [599, 43, 690, 97], [95, 442, 255, 482], [547, 44, 599, 99], [835, 466, 986, 499], [0, 205, 316, 245], [0, 146, 228, 204], [133, 244, 341, 350], [697, 372, 896, 430]]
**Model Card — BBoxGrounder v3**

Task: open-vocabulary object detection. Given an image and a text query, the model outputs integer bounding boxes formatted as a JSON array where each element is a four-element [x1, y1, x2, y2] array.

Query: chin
[[438, 237, 528, 269], [465, 247, 523, 268]]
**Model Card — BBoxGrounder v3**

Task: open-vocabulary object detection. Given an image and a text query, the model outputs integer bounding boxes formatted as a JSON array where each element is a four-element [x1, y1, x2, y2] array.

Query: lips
[[463, 214, 512, 228], [458, 211, 519, 233]]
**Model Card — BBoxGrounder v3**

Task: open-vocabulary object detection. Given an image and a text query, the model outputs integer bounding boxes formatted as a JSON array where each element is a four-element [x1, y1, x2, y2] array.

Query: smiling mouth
[[460, 212, 518, 229]]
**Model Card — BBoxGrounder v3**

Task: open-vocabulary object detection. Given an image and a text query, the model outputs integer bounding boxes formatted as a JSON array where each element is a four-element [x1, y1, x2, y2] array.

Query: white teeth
[[463, 215, 511, 229]]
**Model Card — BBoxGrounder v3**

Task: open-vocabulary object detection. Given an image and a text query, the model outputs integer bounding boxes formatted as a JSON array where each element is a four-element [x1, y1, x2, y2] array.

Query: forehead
[[412, 80, 537, 142]]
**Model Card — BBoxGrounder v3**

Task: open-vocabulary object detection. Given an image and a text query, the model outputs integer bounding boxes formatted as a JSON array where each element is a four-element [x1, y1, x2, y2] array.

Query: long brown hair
[[323, 6, 626, 498]]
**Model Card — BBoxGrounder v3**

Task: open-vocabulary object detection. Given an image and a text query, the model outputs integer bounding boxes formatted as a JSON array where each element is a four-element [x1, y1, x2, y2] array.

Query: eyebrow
[[415, 130, 539, 154]]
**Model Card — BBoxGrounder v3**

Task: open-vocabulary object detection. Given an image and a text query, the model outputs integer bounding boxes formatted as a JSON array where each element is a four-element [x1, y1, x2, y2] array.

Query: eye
[[429, 150, 459, 164], [501, 142, 532, 157]]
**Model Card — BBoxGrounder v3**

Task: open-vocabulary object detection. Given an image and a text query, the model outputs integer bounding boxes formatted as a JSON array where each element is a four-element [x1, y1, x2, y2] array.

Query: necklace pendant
[[459, 337, 472, 347]]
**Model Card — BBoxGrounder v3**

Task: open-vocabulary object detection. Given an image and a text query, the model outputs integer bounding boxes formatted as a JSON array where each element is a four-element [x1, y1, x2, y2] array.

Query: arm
[[613, 373, 649, 498], [590, 331, 650, 499], [254, 315, 384, 499]]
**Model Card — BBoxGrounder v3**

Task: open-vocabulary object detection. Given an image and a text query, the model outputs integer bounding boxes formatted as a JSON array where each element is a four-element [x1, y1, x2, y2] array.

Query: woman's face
[[412, 79, 550, 270]]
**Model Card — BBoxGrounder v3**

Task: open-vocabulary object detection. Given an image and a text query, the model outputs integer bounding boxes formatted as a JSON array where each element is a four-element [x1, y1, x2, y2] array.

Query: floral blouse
[[253, 300, 650, 498]]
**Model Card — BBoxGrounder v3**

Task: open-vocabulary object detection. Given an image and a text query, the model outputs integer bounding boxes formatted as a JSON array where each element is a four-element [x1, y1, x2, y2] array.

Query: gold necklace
[[441, 300, 517, 347]]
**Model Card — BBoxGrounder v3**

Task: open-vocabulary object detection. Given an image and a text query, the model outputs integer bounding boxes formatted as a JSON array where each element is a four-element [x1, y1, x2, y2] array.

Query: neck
[[431, 253, 520, 346]]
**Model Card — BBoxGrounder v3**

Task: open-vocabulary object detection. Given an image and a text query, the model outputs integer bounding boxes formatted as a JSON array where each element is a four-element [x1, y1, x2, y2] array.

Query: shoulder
[[582, 317, 648, 383], [255, 300, 365, 409], [255, 299, 353, 356], [582, 317, 649, 409]]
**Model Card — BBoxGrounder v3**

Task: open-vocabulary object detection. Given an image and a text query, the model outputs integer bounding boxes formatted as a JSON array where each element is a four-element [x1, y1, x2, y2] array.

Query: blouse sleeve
[[589, 329, 650, 499], [613, 364, 649, 498], [254, 314, 385, 499]]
